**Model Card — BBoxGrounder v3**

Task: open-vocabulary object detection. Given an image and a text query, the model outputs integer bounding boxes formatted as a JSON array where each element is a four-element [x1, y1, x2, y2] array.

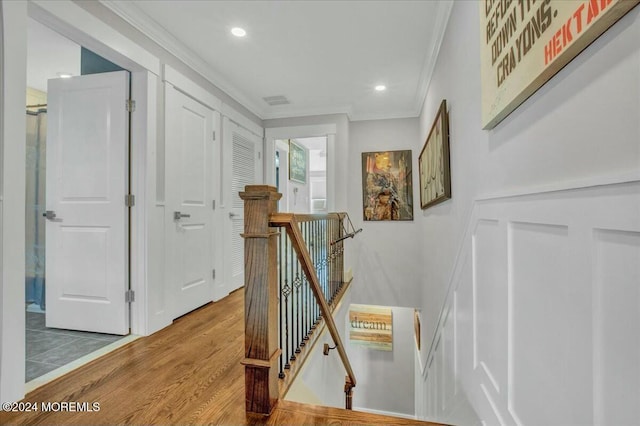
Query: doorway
[[25, 18, 130, 382], [275, 137, 327, 213]]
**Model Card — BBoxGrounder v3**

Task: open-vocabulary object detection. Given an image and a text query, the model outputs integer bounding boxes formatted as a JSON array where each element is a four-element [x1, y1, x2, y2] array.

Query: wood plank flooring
[[1, 289, 441, 425]]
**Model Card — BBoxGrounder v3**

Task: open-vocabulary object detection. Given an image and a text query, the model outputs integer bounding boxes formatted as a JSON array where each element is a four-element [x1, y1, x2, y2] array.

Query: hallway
[[3, 290, 439, 425]]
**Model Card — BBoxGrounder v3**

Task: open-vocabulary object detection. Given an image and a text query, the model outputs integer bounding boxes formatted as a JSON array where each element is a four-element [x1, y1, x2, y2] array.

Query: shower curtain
[[25, 109, 47, 311]]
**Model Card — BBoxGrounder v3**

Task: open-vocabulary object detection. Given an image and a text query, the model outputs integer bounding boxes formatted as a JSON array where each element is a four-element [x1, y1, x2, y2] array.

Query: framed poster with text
[[480, 0, 639, 129]]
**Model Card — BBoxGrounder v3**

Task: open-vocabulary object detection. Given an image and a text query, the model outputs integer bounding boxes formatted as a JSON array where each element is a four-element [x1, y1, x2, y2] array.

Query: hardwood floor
[[1, 290, 441, 425]]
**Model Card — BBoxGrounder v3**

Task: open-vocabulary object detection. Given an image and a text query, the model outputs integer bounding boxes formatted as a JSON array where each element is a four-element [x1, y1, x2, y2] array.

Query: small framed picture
[[419, 99, 451, 209], [288, 139, 307, 184]]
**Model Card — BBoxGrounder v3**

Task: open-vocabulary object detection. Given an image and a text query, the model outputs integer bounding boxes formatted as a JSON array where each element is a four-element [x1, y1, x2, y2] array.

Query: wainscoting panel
[[472, 219, 506, 396], [592, 229, 640, 425], [417, 180, 640, 426]]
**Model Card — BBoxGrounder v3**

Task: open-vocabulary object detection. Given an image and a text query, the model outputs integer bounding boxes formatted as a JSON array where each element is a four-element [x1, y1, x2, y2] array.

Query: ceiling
[[103, 0, 452, 121], [27, 18, 80, 93]]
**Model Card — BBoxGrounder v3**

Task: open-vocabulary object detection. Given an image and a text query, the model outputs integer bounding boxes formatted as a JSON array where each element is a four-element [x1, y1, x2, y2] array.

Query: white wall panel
[[593, 229, 640, 426], [472, 219, 506, 395], [442, 306, 455, 413], [417, 180, 640, 426], [508, 222, 592, 426]]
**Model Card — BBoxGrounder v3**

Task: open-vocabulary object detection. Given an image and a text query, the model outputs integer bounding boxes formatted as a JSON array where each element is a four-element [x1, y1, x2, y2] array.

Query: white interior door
[[166, 85, 216, 319], [223, 118, 262, 295], [45, 71, 130, 335]]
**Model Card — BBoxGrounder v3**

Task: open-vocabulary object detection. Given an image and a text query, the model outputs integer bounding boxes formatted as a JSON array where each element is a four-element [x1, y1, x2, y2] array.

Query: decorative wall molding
[[419, 178, 640, 425]]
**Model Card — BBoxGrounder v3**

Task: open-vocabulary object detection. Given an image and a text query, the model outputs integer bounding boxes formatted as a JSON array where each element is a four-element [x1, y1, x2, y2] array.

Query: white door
[[166, 85, 217, 319], [223, 118, 262, 295], [45, 71, 130, 335]]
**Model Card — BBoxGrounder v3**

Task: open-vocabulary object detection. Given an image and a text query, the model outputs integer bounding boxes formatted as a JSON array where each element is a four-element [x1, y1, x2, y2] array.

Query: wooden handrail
[[283, 212, 345, 222], [270, 213, 357, 389], [240, 186, 357, 414]]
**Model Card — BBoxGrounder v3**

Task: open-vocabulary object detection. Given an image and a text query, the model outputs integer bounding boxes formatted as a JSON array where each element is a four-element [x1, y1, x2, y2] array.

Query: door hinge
[[125, 289, 135, 303], [126, 99, 136, 112], [125, 194, 135, 207], [212, 131, 216, 141], [212, 200, 216, 210], [212, 269, 216, 280]]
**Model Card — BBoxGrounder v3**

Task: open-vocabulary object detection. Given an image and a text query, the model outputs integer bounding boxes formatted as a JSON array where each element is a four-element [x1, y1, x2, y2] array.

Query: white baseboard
[[352, 406, 416, 420]]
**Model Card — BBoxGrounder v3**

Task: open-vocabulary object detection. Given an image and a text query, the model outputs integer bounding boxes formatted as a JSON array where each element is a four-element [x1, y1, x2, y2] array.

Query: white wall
[[416, 2, 640, 425], [348, 305, 416, 418], [0, 0, 28, 405], [284, 291, 417, 418], [285, 288, 353, 409], [347, 118, 421, 307]]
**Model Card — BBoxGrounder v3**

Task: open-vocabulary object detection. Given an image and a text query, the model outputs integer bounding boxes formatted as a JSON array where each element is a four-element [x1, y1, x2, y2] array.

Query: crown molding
[[100, 0, 267, 119], [413, 0, 454, 116], [350, 110, 420, 122], [100, 0, 453, 124]]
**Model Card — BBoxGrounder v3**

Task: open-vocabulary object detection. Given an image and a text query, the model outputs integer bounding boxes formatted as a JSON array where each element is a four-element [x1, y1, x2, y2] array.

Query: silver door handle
[[43, 210, 57, 220], [229, 213, 239, 218], [174, 211, 191, 221]]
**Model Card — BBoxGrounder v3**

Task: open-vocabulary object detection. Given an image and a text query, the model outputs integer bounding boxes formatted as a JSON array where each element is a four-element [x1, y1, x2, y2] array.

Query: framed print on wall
[[419, 99, 451, 209], [289, 139, 307, 184], [362, 150, 413, 221], [479, 0, 639, 129]]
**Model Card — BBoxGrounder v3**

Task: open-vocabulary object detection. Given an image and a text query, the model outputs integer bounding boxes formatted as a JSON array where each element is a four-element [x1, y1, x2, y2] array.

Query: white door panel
[[223, 118, 262, 295], [46, 71, 130, 335], [166, 85, 216, 319]]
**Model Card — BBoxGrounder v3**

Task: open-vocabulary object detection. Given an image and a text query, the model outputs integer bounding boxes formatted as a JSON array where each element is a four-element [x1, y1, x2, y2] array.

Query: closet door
[[165, 84, 217, 319], [223, 117, 262, 295]]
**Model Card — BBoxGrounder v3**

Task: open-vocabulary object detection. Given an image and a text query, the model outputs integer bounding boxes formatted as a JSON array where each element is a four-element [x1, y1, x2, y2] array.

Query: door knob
[[43, 210, 57, 220], [229, 212, 239, 218], [174, 211, 191, 221]]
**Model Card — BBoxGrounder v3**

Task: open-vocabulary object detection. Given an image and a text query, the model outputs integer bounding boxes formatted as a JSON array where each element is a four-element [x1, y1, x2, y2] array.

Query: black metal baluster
[[300, 221, 307, 348], [304, 221, 310, 343], [283, 231, 292, 372], [312, 219, 318, 330], [289, 235, 298, 361], [336, 218, 344, 293], [327, 217, 332, 302], [278, 229, 284, 378], [294, 243, 299, 357]]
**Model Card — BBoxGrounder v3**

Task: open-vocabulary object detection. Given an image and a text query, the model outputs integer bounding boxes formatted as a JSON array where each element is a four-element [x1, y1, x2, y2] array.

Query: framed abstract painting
[[361, 150, 413, 221]]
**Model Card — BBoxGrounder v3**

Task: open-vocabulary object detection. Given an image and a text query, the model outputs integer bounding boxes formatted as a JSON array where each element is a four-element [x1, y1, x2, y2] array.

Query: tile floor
[[26, 312, 124, 381]]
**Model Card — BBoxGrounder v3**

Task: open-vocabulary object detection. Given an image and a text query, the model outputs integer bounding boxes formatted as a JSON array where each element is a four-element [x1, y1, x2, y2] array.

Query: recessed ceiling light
[[375, 85, 386, 91], [57, 72, 73, 79], [231, 27, 247, 37]]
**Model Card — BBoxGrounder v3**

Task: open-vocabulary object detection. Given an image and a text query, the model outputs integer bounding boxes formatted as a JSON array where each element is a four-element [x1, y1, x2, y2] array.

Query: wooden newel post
[[239, 185, 282, 415]]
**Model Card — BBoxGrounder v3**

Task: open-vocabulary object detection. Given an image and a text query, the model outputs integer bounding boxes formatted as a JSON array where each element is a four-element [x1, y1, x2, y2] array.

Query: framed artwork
[[419, 99, 451, 209], [361, 150, 413, 221], [479, 0, 639, 129], [289, 139, 307, 184], [349, 304, 393, 351], [414, 309, 421, 351]]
